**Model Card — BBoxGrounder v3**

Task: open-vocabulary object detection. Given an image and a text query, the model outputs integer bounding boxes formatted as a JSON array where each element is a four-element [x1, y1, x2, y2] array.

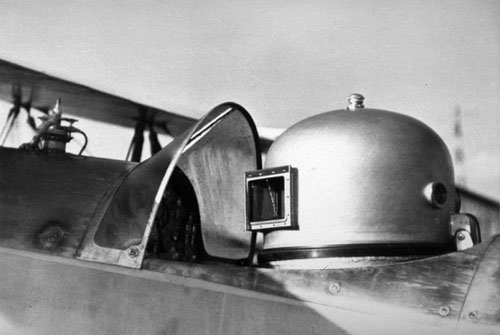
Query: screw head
[[439, 306, 451, 317], [328, 282, 341, 294], [128, 247, 140, 258], [468, 311, 478, 322]]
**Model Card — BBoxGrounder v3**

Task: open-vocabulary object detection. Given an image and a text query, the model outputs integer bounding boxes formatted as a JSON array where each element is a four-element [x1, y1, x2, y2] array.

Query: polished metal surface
[[175, 103, 261, 259], [78, 102, 260, 267], [263, 105, 456, 254], [2, 231, 500, 334]]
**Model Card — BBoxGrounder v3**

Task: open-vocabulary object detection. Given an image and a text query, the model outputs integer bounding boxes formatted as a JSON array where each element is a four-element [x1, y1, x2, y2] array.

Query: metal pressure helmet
[[259, 94, 457, 262]]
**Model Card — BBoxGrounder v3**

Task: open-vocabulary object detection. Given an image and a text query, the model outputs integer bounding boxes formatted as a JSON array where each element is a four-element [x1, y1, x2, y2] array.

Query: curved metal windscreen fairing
[[83, 103, 261, 267], [177, 105, 261, 259]]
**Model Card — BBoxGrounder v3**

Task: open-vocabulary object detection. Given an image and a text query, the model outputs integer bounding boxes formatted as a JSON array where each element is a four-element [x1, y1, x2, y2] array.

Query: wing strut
[[0, 105, 20, 145], [148, 123, 162, 156], [126, 121, 145, 162]]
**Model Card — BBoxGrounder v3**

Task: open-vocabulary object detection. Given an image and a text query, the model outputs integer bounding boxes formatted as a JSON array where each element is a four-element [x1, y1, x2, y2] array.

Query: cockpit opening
[[146, 167, 206, 263]]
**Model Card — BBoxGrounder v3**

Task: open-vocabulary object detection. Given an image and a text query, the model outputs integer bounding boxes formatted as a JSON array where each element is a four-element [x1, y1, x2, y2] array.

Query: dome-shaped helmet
[[258, 94, 458, 265]]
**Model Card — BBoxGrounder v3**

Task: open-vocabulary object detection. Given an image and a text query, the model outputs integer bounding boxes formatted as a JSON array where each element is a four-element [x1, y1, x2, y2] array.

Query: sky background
[[0, 0, 498, 199]]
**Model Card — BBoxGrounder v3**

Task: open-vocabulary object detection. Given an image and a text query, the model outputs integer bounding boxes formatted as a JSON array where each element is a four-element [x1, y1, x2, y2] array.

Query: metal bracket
[[450, 214, 481, 251]]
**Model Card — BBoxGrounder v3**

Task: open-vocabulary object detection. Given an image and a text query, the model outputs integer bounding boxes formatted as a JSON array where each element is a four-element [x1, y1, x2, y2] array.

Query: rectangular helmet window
[[249, 176, 285, 221], [245, 165, 296, 231]]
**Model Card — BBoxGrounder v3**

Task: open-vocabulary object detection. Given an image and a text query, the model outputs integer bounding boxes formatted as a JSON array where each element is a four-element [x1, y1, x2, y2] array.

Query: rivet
[[128, 247, 140, 258], [328, 282, 341, 294], [439, 306, 450, 317], [468, 311, 478, 322], [47, 234, 58, 243], [457, 232, 466, 241]]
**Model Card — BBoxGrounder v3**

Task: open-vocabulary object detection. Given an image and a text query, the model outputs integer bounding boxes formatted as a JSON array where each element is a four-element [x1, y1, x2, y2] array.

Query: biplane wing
[[0, 58, 196, 137]]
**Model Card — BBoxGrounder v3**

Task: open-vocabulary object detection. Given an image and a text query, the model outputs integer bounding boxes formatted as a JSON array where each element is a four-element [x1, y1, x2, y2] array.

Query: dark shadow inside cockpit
[[145, 167, 206, 263]]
